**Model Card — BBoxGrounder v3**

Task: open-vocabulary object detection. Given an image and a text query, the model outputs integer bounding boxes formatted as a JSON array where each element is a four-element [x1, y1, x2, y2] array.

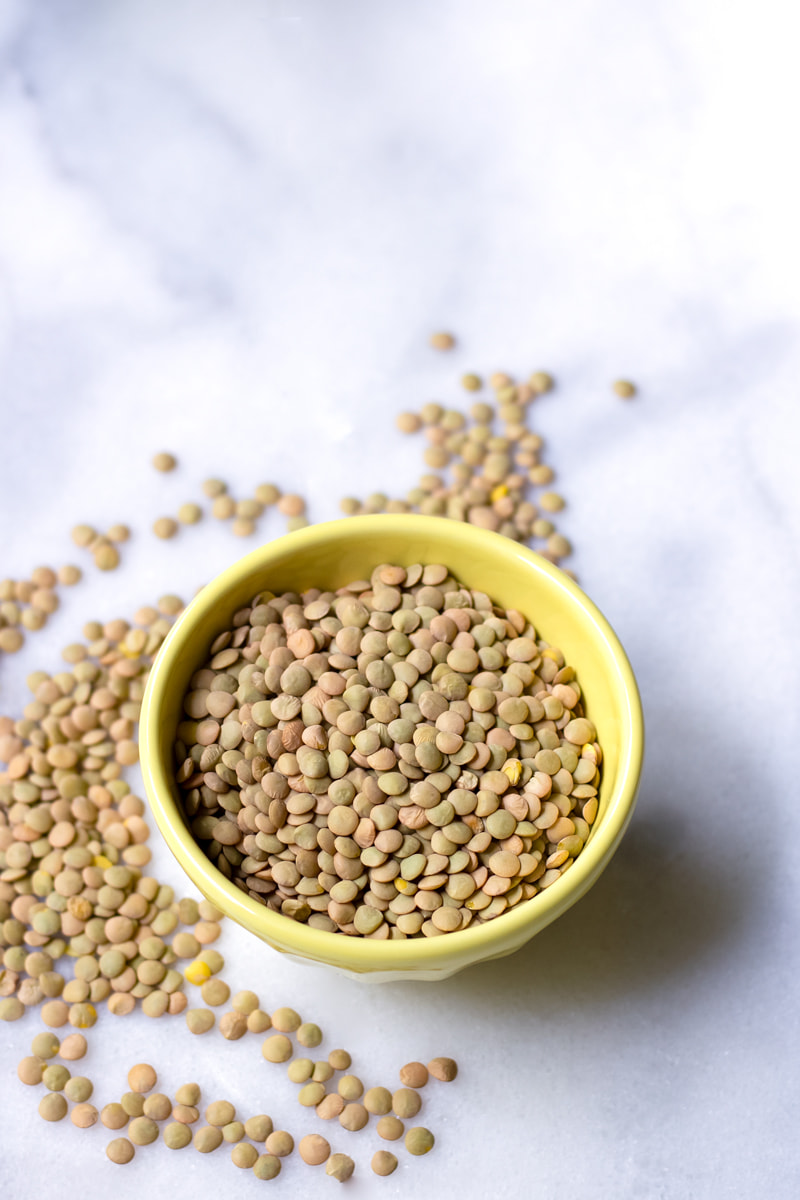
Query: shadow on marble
[[440, 795, 754, 1018]]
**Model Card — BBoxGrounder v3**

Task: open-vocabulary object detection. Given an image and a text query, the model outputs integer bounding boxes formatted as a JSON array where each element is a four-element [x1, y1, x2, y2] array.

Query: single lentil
[[299, 1133, 330, 1165], [326, 1152, 355, 1181], [405, 1125, 435, 1155], [371, 1150, 398, 1176], [106, 1137, 135, 1164]]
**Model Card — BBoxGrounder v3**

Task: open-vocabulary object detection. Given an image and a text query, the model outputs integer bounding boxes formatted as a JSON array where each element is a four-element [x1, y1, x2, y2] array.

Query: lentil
[[428, 1056, 458, 1081], [39, 1092, 68, 1122], [152, 452, 177, 472], [164, 1122, 192, 1149], [406, 1125, 435, 1154], [400, 1061, 429, 1088], [377, 1115, 404, 1140], [71, 1102, 99, 1128], [299, 1133, 330, 1165], [371, 1150, 398, 1176], [194, 1126, 223, 1153], [253, 1154, 281, 1179], [265, 1130, 294, 1157], [232, 1142, 259, 1168], [326, 1152, 355, 1181], [245, 1115, 274, 1142], [106, 1137, 135, 1164]]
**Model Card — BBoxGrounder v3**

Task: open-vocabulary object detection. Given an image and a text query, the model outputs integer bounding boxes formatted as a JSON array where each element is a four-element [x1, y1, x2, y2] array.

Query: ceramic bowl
[[140, 515, 643, 982]]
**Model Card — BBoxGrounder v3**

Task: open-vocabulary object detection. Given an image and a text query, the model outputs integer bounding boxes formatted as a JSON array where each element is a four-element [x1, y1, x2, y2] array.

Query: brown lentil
[[377, 1115, 405, 1141], [371, 1150, 398, 1176], [299, 1133, 330, 1165], [428, 1056, 458, 1081], [106, 1137, 135, 1164], [152, 452, 177, 472]]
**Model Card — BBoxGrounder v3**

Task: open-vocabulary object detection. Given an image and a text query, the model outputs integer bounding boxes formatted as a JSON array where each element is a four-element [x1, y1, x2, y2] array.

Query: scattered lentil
[[371, 1150, 398, 1176], [253, 1154, 281, 1180], [152, 452, 177, 472], [326, 1152, 355, 1182], [194, 1126, 223, 1153], [153, 517, 178, 540], [39, 1092, 68, 1122], [299, 1133, 330, 1165], [265, 1130, 294, 1157], [428, 1056, 458, 1082], [377, 1115, 404, 1141], [232, 1142, 259, 1168], [405, 1125, 435, 1155], [399, 1061, 429, 1088], [245, 1115, 273, 1142], [71, 1102, 99, 1128], [106, 1137, 135, 1164], [164, 1122, 192, 1149]]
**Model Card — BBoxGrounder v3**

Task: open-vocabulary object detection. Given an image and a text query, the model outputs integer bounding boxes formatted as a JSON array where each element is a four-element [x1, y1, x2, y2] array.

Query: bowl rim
[[140, 515, 644, 971]]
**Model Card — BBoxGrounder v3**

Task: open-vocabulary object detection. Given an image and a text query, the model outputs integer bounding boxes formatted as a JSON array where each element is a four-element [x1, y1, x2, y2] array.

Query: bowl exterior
[[140, 516, 643, 982]]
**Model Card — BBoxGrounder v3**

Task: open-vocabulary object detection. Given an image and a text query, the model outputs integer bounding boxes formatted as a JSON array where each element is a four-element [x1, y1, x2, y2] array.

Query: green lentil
[[121, 1092, 145, 1118], [164, 1122, 192, 1149], [193, 1126, 223, 1153], [31, 1032, 60, 1059], [206, 1100, 236, 1127], [364, 1086, 393, 1115], [38, 1093, 68, 1122], [42, 1064, 71, 1091], [232, 1142, 259, 1168], [129, 1116, 159, 1145], [222, 1121, 245, 1143], [253, 1154, 281, 1180], [175, 1083, 201, 1106], [64, 1076, 93, 1102], [143, 1092, 172, 1121], [262, 1034, 293, 1063], [244, 1114, 274, 1142], [326, 1152, 355, 1181], [186, 1008, 215, 1034], [405, 1125, 435, 1155]]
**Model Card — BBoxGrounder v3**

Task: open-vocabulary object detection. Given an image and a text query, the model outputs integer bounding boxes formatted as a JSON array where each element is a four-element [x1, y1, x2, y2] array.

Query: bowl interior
[[140, 516, 643, 979]]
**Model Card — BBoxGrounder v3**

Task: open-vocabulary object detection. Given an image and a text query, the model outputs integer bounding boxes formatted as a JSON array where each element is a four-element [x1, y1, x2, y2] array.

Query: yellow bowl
[[140, 515, 643, 982]]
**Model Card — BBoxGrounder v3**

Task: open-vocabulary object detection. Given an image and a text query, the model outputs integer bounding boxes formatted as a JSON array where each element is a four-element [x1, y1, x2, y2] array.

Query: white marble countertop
[[2, 3, 799, 1198]]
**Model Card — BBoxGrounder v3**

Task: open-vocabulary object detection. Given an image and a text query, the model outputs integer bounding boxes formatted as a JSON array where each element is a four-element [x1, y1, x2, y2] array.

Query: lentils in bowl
[[174, 562, 602, 941], [140, 516, 643, 981]]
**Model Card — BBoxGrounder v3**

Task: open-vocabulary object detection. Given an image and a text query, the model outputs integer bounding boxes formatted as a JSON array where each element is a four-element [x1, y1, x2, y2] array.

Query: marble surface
[[2, 2, 799, 1197]]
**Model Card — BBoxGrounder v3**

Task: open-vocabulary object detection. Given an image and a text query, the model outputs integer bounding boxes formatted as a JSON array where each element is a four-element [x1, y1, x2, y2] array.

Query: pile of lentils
[[0, 604, 457, 1179], [177, 562, 602, 937]]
